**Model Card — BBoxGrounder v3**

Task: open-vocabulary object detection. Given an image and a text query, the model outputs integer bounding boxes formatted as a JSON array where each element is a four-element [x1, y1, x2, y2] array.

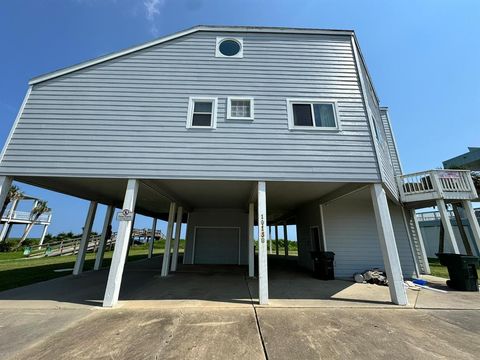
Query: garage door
[[194, 227, 240, 264]]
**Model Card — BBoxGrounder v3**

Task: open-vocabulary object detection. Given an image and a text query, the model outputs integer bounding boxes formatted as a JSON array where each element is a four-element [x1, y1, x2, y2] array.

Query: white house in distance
[[0, 26, 479, 307]]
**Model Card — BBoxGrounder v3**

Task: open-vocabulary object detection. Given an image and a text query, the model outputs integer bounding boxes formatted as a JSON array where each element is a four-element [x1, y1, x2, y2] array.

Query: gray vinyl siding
[[380, 108, 402, 175], [322, 189, 416, 278], [356, 56, 398, 198], [0, 31, 381, 182]]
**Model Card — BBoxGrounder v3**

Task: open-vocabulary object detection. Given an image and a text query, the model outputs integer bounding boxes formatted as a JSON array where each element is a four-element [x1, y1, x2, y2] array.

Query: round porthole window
[[219, 39, 241, 57]]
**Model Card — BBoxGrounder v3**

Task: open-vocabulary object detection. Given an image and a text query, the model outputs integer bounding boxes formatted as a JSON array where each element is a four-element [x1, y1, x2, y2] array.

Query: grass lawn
[[0, 244, 171, 292], [428, 257, 480, 281]]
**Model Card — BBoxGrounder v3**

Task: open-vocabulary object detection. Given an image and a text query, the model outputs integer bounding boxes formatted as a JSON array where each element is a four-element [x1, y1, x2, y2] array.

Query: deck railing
[[1, 210, 52, 223], [397, 169, 477, 203]]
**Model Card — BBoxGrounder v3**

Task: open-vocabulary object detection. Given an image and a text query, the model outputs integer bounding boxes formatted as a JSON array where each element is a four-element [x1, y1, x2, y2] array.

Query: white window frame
[[226, 96, 254, 120], [215, 37, 244, 58], [186, 97, 218, 129], [286, 98, 341, 131]]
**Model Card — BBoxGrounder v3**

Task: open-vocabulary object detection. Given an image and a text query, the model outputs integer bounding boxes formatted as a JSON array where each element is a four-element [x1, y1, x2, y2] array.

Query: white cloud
[[144, 0, 165, 35]]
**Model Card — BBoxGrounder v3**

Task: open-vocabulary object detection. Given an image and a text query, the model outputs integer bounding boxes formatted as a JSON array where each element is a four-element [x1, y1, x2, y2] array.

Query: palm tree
[[0, 185, 23, 220], [15, 201, 51, 249]]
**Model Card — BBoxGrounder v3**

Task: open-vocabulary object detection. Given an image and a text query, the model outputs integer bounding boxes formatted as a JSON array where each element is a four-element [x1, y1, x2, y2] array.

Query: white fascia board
[[0, 86, 32, 164], [29, 25, 354, 85], [380, 107, 404, 174], [351, 33, 381, 105]]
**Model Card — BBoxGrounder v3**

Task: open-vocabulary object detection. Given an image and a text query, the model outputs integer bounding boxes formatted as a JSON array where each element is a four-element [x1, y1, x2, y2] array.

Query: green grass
[[428, 257, 480, 280], [0, 244, 176, 292]]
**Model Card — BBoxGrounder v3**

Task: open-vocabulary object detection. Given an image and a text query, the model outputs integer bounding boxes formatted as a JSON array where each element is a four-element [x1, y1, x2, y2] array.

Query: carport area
[[1, 176, 412, 307], [0, 255, 478, 310]]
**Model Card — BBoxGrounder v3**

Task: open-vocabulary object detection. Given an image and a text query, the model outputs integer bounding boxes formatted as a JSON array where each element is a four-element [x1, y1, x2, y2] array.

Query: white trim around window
[[286, 98, 341, 131], [215, 37, 244, 58], [186, 97, 218, 129], [226, 96, 254, 120]]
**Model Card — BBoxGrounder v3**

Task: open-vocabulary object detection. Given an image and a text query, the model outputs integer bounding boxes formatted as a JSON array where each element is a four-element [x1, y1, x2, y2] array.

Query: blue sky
[[1, 0, 479, 238]]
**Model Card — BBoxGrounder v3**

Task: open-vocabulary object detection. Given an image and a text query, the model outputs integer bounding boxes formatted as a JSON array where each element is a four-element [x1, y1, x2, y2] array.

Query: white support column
[[39, 224, 49, 246], [257, 181, 269, 305], [161, 202, 177, 277], [274, 225, 279, 255], [148, 218, 157, 259], [0, 176, 13, 219], [94, 205, 114, 270], [283, 223, 289, 256], [170, 206, 183, 271], [436, 199, 460, 254], [461, 200, 480, 256], [370, 184, 408, 306], [73, 201, 98, 275], [103, 179, 139, 307], [248, 202, 255, 277]]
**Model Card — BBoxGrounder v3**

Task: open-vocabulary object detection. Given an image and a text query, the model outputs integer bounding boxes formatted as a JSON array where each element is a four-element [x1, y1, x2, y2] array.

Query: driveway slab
[[256, 308, 480, 360], [11, 308, 265, 360], [0, 309, 93, 359]]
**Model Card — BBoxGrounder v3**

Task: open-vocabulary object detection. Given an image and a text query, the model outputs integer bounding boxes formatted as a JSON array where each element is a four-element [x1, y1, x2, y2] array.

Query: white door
[[194, 227, 240, 264]]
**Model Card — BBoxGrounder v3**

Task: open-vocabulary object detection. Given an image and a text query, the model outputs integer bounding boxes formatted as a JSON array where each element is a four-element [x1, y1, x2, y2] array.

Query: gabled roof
[[29, 25, 354, 85]]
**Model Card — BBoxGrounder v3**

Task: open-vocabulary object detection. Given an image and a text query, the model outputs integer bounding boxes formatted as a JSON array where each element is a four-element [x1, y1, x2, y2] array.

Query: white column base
[[73, 201, 98, 276], [148, 218, 157, 259], [370, 184, 408, 306], [436, 199, 460, 254], [257, 181, 269, 305], [161, 202, 177, 277], [94, 205, 114, 271], [170, 206, 183, 272], [103, 180, 139, 307], [462, 200, 480, 256]]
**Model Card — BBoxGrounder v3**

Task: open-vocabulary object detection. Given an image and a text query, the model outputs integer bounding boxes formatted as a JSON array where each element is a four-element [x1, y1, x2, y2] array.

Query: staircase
[[26, 235, 113, 258], [404, 210, 431, 275]]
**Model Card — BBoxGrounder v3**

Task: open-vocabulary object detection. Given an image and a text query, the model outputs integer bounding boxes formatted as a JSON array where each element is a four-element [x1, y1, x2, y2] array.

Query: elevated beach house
[[1, 26, 479, 307]]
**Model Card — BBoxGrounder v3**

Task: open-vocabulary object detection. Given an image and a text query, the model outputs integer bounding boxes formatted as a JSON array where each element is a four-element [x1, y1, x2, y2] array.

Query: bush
[[0, 241, 15, 252]]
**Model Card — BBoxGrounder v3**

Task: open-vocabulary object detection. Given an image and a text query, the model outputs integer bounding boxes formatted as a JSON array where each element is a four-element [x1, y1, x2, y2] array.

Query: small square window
[[287, 99, 339, 130], [187, 97, 217, 129], [227, 97, 254, 120]]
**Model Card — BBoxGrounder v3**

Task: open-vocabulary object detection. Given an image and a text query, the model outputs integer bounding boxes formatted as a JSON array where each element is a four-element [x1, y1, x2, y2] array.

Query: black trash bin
[[436, 253, 479, 291], [310, 251, 335, 280]]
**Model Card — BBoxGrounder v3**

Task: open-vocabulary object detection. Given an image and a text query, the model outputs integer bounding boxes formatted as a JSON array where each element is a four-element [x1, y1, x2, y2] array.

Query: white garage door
[[194, 227, 240, 264]]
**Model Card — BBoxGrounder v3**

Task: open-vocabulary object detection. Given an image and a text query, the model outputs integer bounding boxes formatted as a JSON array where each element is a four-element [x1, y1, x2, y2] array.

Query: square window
[[187, 98, 217, 129], [227, 97, 254, 120]]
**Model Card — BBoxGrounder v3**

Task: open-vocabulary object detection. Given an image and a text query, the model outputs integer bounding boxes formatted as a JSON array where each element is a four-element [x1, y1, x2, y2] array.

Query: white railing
[[416, 208, 480, 222], [1, 210, 52, 223], [398, 169, 477, 203]]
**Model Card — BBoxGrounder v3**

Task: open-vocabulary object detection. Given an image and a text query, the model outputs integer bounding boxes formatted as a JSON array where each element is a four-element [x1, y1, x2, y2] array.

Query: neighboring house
[[0, 195, 52, 244], [0, 26, 478, 308], [417, 209, 480, 257], [443, 147, 480, 171]]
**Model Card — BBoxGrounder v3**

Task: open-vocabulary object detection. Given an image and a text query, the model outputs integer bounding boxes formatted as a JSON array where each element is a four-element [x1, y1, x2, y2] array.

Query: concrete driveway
[[1, 256, 479, 359]]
